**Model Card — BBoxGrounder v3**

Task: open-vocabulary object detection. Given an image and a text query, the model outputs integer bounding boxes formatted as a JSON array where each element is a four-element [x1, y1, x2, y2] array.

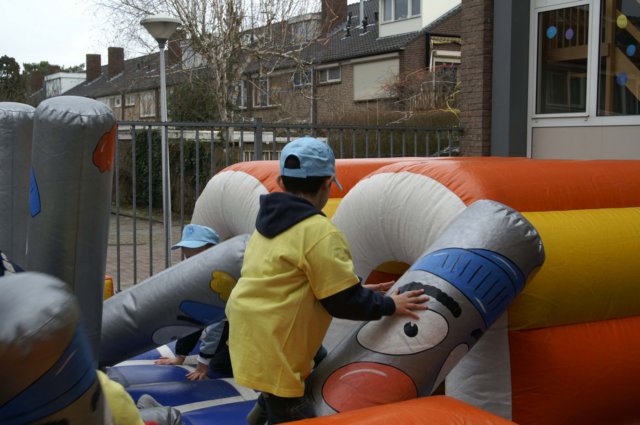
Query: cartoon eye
[[357, 310, 449, 355], [404, 322, 418, 337]]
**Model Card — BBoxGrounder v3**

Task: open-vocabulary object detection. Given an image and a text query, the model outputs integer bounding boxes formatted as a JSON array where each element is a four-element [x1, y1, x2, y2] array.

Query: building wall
[[490, 0, 530, 157], [244, 71, 313, 123], [314, 62, 397, 124], [98, 91, 158, 121], [44, 73, 86, 98], [401, 35, 427, 77], [531, 126, 640, 159], [459, 0, 493, 156], [525, 0, 640, 159]]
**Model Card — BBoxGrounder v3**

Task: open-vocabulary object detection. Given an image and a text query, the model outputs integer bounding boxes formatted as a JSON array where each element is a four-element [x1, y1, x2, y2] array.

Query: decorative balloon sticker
[[616, 72, 628, 86], [565, 28, 574, 40], [546, 26, 558, 39], [617, 14, 628, 29], [627, 44, 636, 57]]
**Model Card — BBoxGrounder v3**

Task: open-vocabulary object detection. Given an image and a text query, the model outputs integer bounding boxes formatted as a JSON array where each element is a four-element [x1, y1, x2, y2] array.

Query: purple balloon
[[565, 28, 574, 40]]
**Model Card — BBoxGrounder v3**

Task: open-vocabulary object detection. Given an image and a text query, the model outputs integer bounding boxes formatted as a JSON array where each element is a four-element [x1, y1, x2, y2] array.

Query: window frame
[[382, 0, 421, 22], [235, 80, 247, 109], [139, 91, 156, 118], [318, 66, 341, 84], [253, 76, 270, 108], [292, 69, 312, 88], [125, 94, 136, 107], [528, 0, 639, 126]]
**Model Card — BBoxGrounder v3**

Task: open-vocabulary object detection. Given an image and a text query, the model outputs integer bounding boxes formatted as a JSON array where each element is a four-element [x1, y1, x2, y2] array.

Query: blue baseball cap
[[172, 224, 220, 250], [280, 137, 343, 190]]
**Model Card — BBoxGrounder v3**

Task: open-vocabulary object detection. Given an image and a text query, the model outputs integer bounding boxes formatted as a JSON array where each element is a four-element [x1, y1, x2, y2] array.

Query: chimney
[[108, 47, 125, 79], [30, 71, 44, 92], [321, 0, 348, 36], [167, 32, 183, 67], [86, 54, 102, 81]]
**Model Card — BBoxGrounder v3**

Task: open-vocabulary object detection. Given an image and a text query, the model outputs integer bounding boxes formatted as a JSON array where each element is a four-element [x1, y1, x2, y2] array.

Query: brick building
[[64, 0, 461, 128]]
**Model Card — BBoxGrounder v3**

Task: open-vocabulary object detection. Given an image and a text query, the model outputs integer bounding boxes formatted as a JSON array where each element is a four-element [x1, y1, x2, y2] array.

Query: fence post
[[254, 117, 263, 160]]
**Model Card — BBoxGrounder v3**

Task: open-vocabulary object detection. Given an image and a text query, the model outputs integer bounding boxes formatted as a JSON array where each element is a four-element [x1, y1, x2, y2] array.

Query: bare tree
[[383, 66, 461, 125], [96, 0, 318, 121]]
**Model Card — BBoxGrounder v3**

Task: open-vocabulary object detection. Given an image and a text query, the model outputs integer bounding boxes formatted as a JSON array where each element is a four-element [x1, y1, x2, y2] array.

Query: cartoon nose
[[322, 362, 417, 412]]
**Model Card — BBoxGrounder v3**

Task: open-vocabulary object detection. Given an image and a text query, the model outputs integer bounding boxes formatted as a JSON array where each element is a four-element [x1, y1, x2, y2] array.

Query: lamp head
[[140, 14, 181, 45]]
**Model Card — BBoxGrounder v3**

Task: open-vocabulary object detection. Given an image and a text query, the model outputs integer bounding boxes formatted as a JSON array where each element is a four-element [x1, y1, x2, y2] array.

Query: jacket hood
[[255, 192, 324, 238]]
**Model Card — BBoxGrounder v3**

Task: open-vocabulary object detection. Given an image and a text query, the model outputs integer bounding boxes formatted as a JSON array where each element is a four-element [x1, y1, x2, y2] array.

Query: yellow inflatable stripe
[[509, 207, 640, 331], [323, 197, 342, 218]]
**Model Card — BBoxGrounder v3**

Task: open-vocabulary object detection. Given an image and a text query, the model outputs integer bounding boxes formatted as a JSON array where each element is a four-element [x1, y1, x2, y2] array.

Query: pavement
[[106, 212, 183, 292]]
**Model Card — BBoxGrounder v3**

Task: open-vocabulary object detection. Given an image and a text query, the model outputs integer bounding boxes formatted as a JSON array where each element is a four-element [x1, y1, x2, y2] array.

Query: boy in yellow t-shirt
[[226, 137, 429, 424]]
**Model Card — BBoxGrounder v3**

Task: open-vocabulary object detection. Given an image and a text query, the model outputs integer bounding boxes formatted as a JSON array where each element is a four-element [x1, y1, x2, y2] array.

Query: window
[[233, 80, 247, 109], [382, 0, 420, 22], [318, 66, 341, 83], [597, 0, 640, 115], [140, 91, 156, 118], [243, 150, 278, 162], [125, 94, 135, 106], [535, 5, 590, 114], [254, 77, 270, 107], [532, 0, 640, 117], [292, 70, 312, 88], [353, 58, 399, 100], [113, 96, 122, 107]]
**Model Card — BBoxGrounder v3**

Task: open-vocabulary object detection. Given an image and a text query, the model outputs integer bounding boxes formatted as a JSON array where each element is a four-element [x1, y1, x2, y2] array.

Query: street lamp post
[[140, 14, 181, 268]]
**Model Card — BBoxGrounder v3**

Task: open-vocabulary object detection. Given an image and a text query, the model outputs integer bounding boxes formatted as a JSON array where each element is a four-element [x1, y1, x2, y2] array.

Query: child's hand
[[363, 280, 394, 293], [186, 363, 209, 381], [154, 355, 185, 366], [390, 289, 429, 320]]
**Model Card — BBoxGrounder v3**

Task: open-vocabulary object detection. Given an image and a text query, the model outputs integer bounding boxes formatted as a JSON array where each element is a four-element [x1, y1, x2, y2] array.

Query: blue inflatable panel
[[182, 400, 256, 425], [108, 365, 195, 387], [127, 379, 241, 406]]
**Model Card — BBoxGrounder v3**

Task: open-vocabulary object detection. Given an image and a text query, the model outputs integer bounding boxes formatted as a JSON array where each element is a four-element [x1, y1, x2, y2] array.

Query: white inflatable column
[[26, 96, 117, 360], [0, 102, 35, 266]]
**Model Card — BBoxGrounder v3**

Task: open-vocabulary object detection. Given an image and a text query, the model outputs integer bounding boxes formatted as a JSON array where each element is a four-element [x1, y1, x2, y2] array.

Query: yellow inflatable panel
[[509, 207, 640, 330]]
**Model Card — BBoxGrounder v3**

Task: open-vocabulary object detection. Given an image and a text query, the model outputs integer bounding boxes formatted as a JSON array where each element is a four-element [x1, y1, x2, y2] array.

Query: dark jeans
[[246, 344, 326, 424], [256, 392, 315, 424]]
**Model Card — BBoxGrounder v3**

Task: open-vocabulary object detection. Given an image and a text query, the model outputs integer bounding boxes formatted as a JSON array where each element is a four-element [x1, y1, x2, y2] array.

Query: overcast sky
[[0, 0, 117, 70], [0, 0, 401, 72]]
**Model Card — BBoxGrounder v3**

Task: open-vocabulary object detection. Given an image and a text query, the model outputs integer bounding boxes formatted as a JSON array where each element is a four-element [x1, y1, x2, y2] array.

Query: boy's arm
[[196, 320, 227, 362], [320, 283, 395, 320], [174, 330, 202, 356]]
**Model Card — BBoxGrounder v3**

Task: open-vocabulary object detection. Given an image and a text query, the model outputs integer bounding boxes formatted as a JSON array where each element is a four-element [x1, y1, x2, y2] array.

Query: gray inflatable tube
[[0, 102, 34, 266], [0, 272, 106, 424], [100, 233, 249, 367], [305, 200, 545, 416], [25, 96, 116, 360]]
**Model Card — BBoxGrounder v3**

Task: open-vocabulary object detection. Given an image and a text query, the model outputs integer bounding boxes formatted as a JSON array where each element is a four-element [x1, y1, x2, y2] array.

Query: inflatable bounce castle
[[1, 97, 639, 425]]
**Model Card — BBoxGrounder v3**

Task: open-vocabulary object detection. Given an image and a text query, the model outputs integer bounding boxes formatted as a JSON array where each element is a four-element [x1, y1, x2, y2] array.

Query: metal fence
[[108, 119, 461, 292]]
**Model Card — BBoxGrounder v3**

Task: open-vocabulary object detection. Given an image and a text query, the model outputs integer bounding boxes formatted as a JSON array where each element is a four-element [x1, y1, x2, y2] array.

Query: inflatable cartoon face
[[309, 270, 485, 414], [306, 200, 544, 417]]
